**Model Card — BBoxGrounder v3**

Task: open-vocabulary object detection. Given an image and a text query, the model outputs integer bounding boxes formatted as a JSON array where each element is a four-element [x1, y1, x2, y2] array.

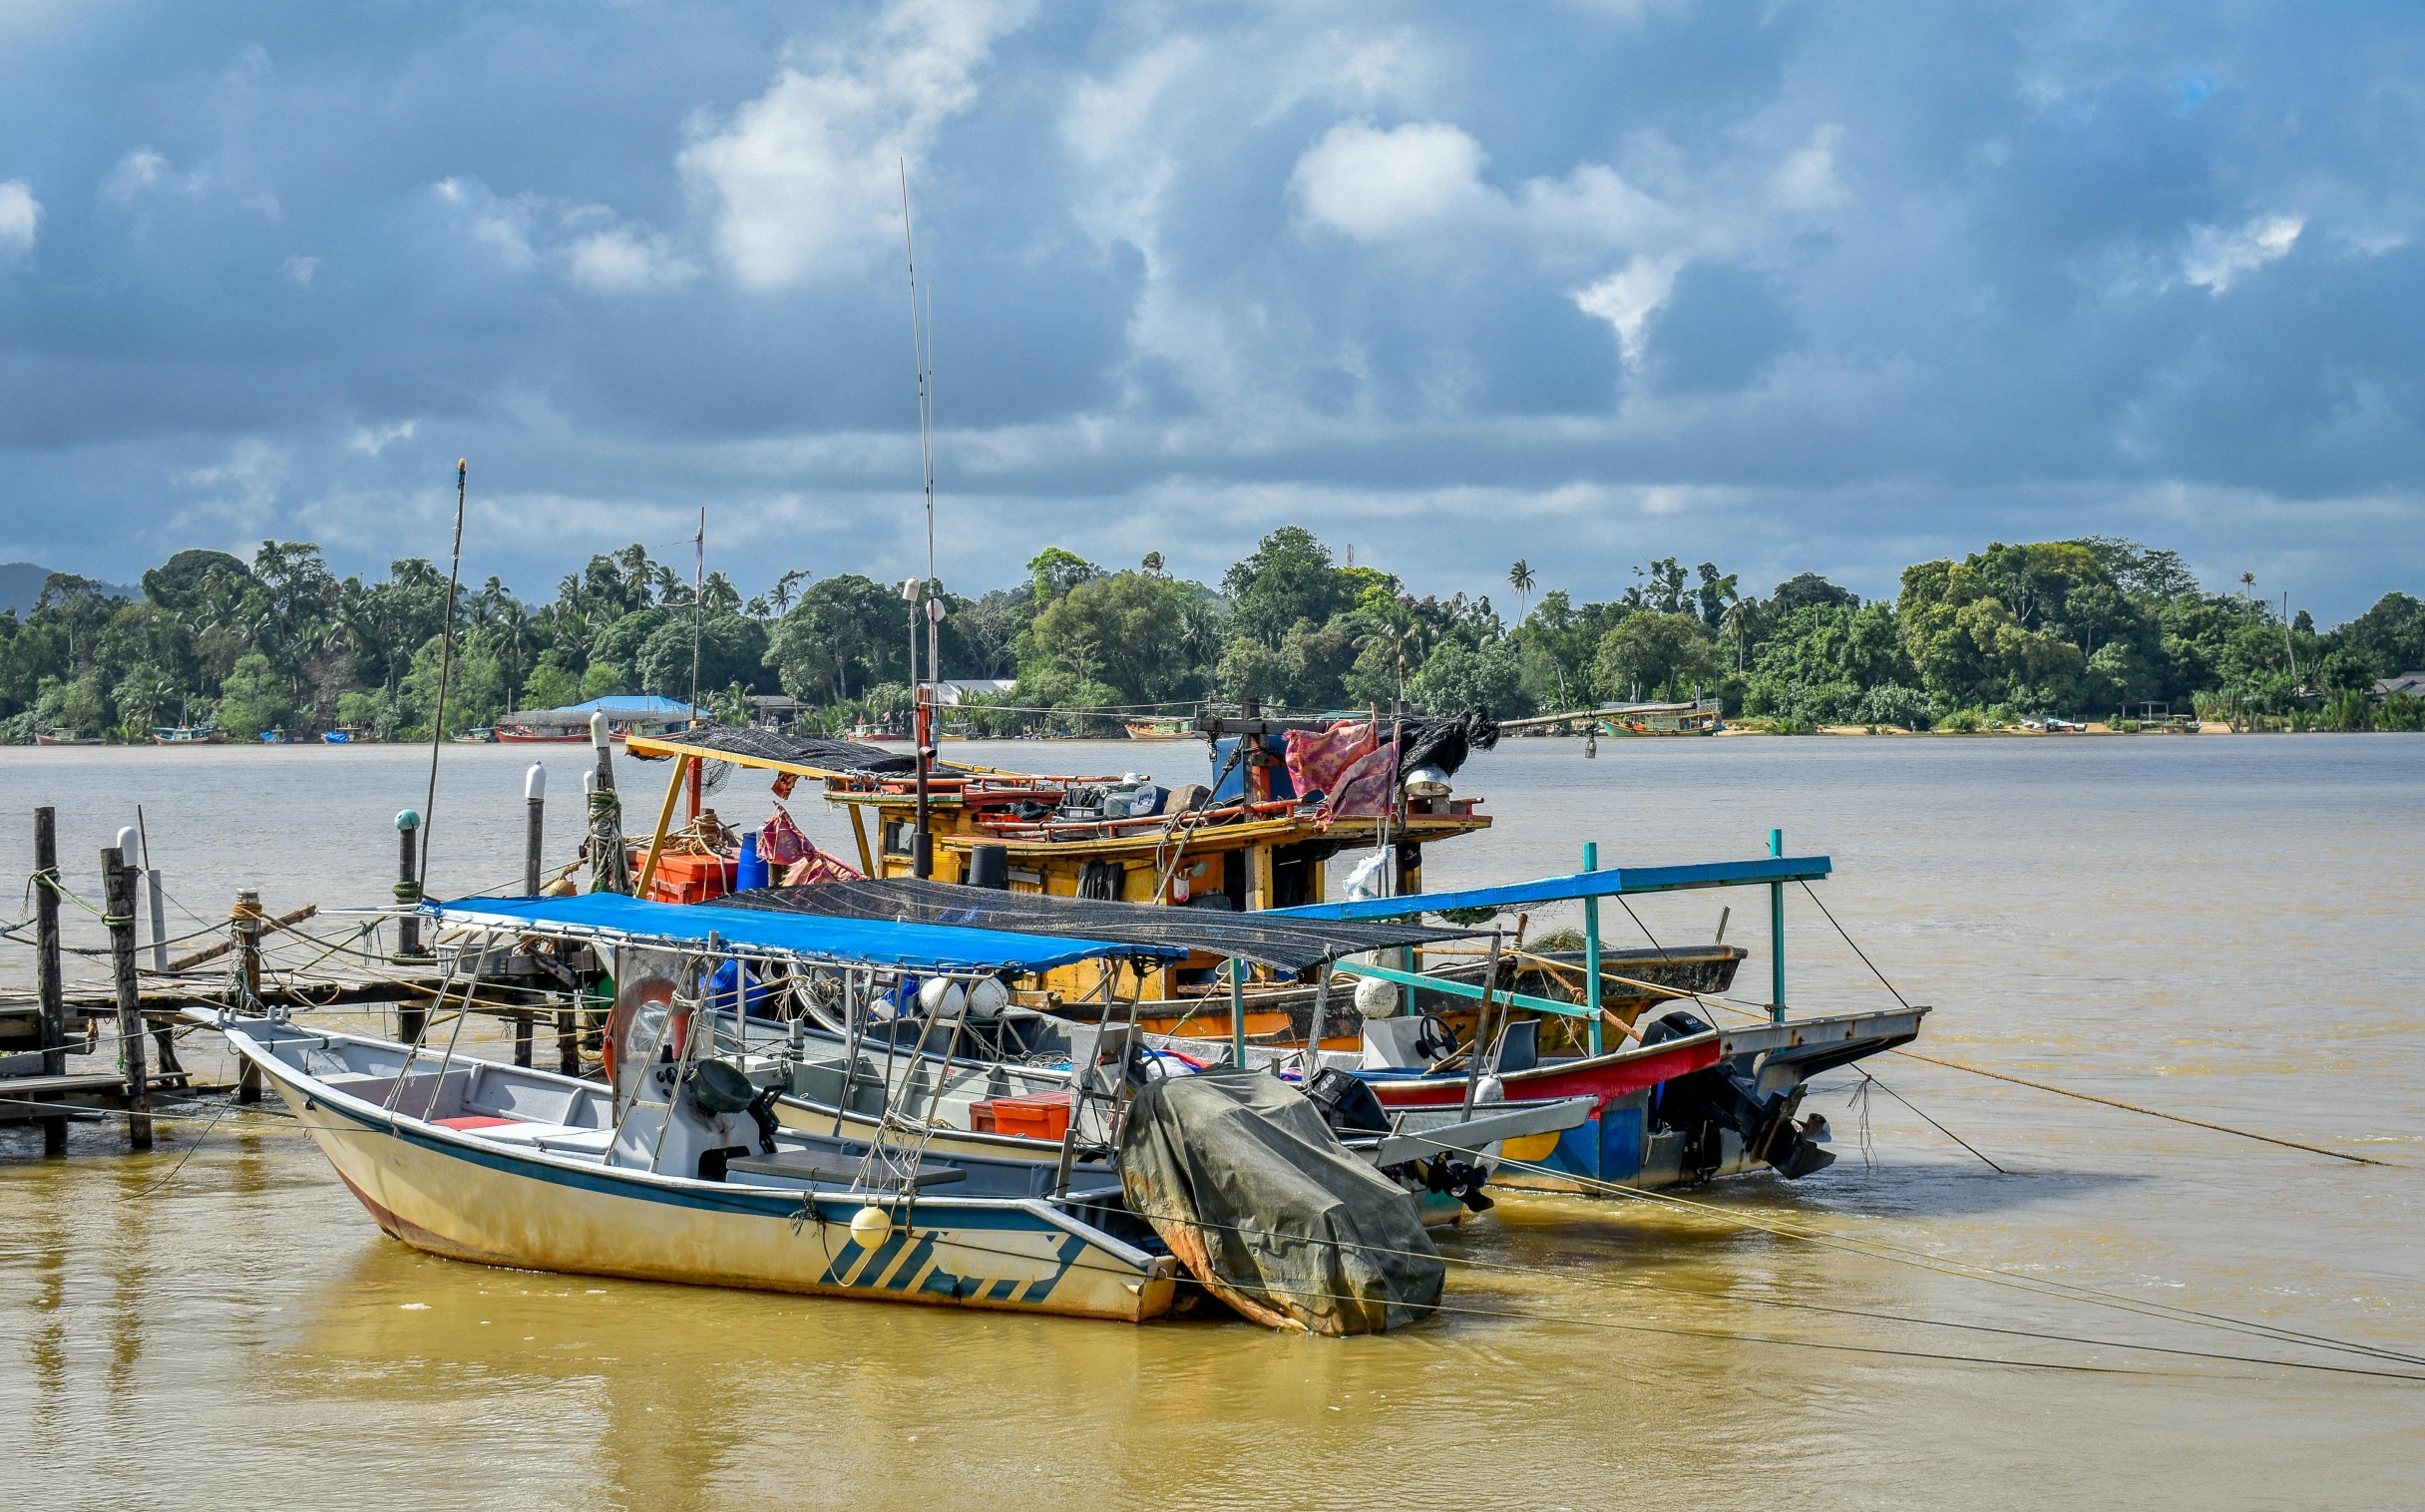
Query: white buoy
[[918, 977, 968, 1018], [849, 1205, 894, 1249], [966, 976, 1010, 1016], [1354, 973, 1400, 1019]]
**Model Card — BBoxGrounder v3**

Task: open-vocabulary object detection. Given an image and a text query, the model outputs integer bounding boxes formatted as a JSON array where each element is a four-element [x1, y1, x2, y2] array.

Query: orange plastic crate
[[644, 851, 735, 905], [971, 1090, 1072, 1141]]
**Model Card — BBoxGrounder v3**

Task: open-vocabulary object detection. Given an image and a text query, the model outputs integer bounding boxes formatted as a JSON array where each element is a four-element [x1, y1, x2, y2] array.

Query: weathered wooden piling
[[33, 807, 66, 1155], [232, 889, 265, 1104], [104, 853, 153, 1149]]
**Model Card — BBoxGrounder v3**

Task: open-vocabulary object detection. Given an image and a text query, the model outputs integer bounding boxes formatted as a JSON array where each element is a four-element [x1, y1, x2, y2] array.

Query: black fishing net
[[641, 725, 921, 774], [715, 876, 1473, 972]]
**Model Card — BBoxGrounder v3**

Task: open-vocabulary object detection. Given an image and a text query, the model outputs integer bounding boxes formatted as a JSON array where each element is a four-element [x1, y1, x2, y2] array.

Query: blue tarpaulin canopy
[[431, 892, 1181, 973], [1272, 855, 1832, 923]]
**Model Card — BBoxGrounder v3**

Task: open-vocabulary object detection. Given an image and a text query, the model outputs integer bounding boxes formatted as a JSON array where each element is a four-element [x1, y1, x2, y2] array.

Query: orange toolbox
[[643, 851, 735, 905], [969, 1090, 1073, 1141]]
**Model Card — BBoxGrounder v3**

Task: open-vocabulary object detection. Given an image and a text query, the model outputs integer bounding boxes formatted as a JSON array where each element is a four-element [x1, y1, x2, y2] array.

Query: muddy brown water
[[3, 736, 2420, 1509]]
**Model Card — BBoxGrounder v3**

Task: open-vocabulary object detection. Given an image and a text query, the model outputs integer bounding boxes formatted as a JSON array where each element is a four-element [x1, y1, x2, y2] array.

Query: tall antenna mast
[[901, 160, 941, 879]]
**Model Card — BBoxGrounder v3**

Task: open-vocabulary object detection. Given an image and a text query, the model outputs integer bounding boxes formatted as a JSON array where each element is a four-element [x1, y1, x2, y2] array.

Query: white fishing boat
[[215, 1012, 1182, 1321]]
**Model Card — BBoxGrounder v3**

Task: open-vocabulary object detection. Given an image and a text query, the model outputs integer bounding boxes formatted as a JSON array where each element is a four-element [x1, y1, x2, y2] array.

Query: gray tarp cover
[[1118, 1071, 1443, 1335]]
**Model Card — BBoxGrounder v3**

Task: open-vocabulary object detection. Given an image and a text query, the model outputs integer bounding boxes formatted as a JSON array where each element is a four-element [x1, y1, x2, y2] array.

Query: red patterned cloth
[[780, 842, 863, 886], [1319, 738, 1401, 823], [1284, 720, 1378, 801], [759, 805, 810, 867]]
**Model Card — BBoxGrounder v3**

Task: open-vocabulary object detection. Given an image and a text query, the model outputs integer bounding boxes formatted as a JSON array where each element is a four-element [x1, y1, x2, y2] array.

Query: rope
[[1856, 1069, 2009, 1173], [1447, 1141, 2425, 1367], [1789, 880, 2392, 1167], [1888, 1048, 2393, 1167], [1116, 1205, 2425, 1383]]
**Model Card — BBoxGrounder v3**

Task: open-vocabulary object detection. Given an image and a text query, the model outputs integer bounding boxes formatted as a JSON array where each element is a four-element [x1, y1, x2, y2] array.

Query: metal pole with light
[[1768, 827, 1786, 1023], [1582, 841, 1603, 1054]]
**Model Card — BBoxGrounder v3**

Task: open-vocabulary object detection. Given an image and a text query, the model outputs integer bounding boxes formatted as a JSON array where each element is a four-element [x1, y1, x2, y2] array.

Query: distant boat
[[258, 731, 291, 744], [34, 733, 104, 747], [321, 727, 379, 745], [151, 726, 224, 746], [495, 724, 593, 744], [452, 727, 498, 744], [1124, 719, 1193, 741]]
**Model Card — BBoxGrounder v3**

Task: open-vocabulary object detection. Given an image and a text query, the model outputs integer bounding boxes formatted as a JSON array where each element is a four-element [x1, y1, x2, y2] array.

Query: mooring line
[[1456, 1144, 2425, 1368]]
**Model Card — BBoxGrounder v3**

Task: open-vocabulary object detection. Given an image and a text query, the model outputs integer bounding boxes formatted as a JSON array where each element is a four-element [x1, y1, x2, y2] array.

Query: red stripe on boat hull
[[1368, 1037, 1719, 1111]]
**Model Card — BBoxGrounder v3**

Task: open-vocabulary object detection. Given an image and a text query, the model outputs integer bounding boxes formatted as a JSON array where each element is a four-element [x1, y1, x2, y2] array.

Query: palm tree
[[767, 568, 808, 616], [1721, 597, 1756, 673], [1507, 560, 1535, 622]]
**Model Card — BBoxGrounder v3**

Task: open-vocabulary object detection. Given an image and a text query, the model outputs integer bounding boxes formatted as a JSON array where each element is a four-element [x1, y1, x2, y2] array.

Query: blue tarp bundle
[[432, 892, 1179, 972]]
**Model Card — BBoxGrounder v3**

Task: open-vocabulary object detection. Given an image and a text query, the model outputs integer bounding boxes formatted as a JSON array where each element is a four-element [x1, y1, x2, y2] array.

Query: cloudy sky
[[2, 1, 2419, 618]]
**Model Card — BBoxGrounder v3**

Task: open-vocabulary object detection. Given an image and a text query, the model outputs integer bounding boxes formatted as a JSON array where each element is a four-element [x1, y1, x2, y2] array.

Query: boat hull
[[231, 1024, 1175, 1323]]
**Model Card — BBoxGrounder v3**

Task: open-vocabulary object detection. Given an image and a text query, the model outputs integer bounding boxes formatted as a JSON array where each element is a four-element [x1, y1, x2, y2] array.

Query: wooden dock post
[[556, 1005, 581, 1075], [394, 809, 425, 959], [232, 889, 265, 1104], [513, 1011, 534, 1068], [394, 809, 429, 1043], [104, 853, 153, 1150], [33, 808, 67, 1156]]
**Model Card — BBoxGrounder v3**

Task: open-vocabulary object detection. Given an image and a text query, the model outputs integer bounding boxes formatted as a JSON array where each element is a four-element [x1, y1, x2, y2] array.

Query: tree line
[[4, 528, 2421, 742]]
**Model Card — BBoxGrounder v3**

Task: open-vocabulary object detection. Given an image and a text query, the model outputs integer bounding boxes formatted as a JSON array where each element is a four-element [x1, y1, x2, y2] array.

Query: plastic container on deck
[[969, 1090, 1073, 1140]]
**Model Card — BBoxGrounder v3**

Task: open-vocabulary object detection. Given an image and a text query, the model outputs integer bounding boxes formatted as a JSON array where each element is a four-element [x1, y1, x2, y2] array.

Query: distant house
[[2374, 671, 2425, 699], [498, 694, 705, 736], [934, 679, 1016, 706], [746, 694, 809, 727]]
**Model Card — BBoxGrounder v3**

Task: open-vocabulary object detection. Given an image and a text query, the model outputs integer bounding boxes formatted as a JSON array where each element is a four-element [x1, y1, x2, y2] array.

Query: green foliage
[[400, 634, 506, 736], [1409, 639, 1524, 717], [519, 649, 582, 710], [1222, 527, 1352, 650], [1593, 612, 1717, 701], [1024, 570, 1203, 704], [636, 613, 768, 699], [1027, 548, 1102, 605], [336, 688, 401, 737], [12, 527, 2423, 745], [2335, 592, 2425, 678], [214, 652, 293, 738], [581, 660, 631, 699]]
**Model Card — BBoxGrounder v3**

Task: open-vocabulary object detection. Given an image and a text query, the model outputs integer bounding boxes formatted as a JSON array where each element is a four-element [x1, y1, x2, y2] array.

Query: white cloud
[[1772, 124, 1848, 210], [346, 420, 417, 457], [433, 178, 537, 268], [101, 149, 168, 206], [0, 181, 39, 260], [2183, 213, 2303, 293], [281, 254, 318, 286], [1573, 254, 1684, 369], [1290, 120, 1491, 241], [567, 225, 699, 292], [678, 0, 1033, 290], [175, 439, 290, 536]]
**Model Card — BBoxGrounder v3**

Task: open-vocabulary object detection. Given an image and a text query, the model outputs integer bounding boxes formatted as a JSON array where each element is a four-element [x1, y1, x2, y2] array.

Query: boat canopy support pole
[[1768, 827, 1786, 1024], [636, 754, 693, 899], [1582, 841, 1603, 1055], [1332, 959, 1599, 1021], [847, 803, 876, 877], [1228, 957, 1246, 1069]]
